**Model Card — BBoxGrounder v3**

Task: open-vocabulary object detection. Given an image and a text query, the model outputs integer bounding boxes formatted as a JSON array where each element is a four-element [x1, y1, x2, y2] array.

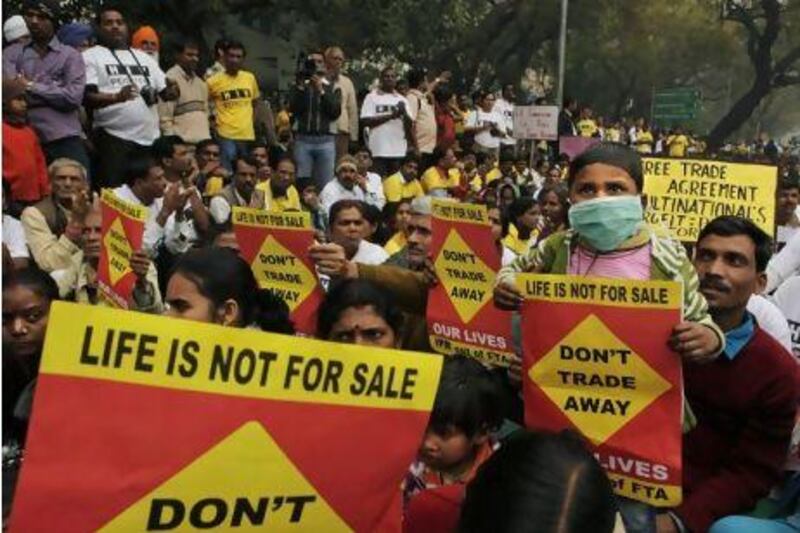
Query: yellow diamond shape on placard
[[103, 217, 132, 285], [99, 421, 352, 532], [253, 235, 316, 312], [434, 229, 494, 323], [529, 314, 672, 445]]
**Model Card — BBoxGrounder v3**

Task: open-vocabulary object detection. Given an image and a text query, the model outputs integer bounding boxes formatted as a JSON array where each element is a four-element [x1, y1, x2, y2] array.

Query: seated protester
[[208, 156, 260, 224], [459, 152, 480, 191], [776, 176, 800, 251], [3, 267, 60, 516], [488, 205, 518, 267], [513, 156, 533, 188], [20, 158, 89, 272], [3, 181, 30, 270], [382, 154, 424, 206], [535, 184, 570, 245], [386, 196, 432, 271], [328, 199, 388, 265], [421, 146, 460, 197], [403, 356, 504, 533], [497, 182, 519, 211], [53, 201, 162, 312], [112, 155, 184, 258], [152, 135, 211, 255], [497, 148, 516, 182], [204, 221, 240, 252], [317, 278, 403, 348], [458, 430, 618, 533], [320, 155, 366, 215], [194, 139, 230, 197], [2, 79, 49, 207], [354, 146, 387, 210], [767, 231, 800, 293], [362, 203, 384, 244], [384, 199, 412, 256], [256, 157, 302, 212], [164, 246, 294, 334], [664, 216, 799, 533], [250, 142, 272, 184], [297, 177, 327, 238], [503, 197, 541, 256]]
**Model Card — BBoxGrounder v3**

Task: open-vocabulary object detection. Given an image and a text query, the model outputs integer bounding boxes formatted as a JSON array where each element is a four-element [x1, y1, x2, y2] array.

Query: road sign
[[652, 88, 700, 127]]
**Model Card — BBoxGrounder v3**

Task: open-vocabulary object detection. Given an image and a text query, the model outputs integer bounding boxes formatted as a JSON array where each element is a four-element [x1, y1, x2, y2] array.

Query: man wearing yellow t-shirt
[[666, 127, 690, 157], [576, 107, 599, 138], [383, 155, 424, 205], [254, 157, 301, 212], [421, 147, 458, 197], [206, 41, 260, 172]]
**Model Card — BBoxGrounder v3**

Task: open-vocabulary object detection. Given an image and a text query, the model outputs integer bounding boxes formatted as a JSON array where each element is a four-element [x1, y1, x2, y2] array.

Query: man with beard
[[386, 196, 431, 271], [663, 216, 799, 533], [82, 5, 179, 187], [209, 156, 260, 224], [320, 155, 366, 215], [256, 157, 302, 212]]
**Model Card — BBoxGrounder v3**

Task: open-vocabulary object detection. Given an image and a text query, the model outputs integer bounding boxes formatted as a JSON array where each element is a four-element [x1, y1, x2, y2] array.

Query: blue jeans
[[218, 137, 252, 172], [293, 134, 336, 190]]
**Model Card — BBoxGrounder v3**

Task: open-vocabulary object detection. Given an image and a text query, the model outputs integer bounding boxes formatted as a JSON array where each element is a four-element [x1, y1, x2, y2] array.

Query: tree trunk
[[706, 79, 771, 151]]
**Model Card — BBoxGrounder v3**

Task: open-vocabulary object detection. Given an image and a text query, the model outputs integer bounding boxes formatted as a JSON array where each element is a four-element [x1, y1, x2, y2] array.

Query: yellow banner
[[431, 200, 488, 224], [643, 157, 777, 241], [232, 207, 312, 231], [607, 473, 682, 507], [516, 274, 683, 311], [428, 334, 516, 367], [101, 188, 148, 222], [41, 302, 442, 411]]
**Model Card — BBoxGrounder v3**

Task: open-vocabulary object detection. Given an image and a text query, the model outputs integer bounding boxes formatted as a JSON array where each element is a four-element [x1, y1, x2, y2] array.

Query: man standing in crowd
[[494, 84, 517, 154], [82, 5, 178, 188], [325, 46, 359, 160], [3, 0, 89, 170], [360, 66, 413, 177], [662, 216, 798, 533], [206, 41, 260, 172], [159, 39, 210, 144], [464, 90, 506, 158], [406, 67, 438, 169], [290, 51, 341, 190]]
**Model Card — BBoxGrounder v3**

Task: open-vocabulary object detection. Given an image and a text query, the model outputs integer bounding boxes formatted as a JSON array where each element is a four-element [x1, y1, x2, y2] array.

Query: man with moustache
[[209, 156, 260, 224], [319, 155, 366, 215], [659, 216, 799, 533], [385, 196, 431, 271]]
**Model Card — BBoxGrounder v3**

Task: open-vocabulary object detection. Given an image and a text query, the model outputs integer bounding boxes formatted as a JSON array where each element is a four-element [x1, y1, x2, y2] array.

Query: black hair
[[407, 67, 428, 89], [213, 38, 230, 55], [151, 135, 186, 162], [362, 202, 382, 228], [173, 37, 200, 54], [379, 65, 395, 76], [434, 84, 453, 104], [196, 138, 219, 153], [432, 146, 451, 166], [329, 199, 367, 228], [458, 430, 617, 533], [123, 154, 160, 187], [401, 152, 419, 166], [568, 142, 643, 192], [225, 40, 246, 55], [779, 176, 800, 192], [233, 155, 259, 171], [95, 3, 125, 24], [171, 247, 294, 334], [508, 197, 537, 226], [3, 266, 60, 302], [428, 356, 504, 438], [355, 145, 372, 156], [316, 279, 404, 340], [499, 147, 516, 163], [697, 216, 773, 273]]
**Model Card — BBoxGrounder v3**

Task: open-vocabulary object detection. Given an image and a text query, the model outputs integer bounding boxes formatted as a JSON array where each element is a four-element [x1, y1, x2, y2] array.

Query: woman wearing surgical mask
[[495, 142, 723, 361]]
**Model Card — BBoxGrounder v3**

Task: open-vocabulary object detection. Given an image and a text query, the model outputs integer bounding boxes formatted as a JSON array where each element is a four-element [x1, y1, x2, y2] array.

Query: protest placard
[[10, 302, 443, 532], [513, 105, 559, 140], [643, 157, 777, 241], [97, 188, 148, 309], [517, 274, 683, 506], [427, 200, 514, 367], [232, 207, 323, 334]]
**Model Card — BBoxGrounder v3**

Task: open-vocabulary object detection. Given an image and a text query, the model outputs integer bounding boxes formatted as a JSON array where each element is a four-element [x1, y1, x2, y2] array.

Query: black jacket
[[290, 81, 342, 136]]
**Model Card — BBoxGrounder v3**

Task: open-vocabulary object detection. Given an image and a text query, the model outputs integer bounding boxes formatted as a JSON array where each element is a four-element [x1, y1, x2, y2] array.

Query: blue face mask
[[568, 195, 644, 252]]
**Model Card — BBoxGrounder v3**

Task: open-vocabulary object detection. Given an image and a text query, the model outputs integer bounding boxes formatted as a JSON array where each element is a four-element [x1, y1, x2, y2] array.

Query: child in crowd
[[403, 356, 505, 531]]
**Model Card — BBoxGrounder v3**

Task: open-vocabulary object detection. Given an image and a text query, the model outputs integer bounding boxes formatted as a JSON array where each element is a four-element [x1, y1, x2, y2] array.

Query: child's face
[[5, 96, 27, 117], [419, 425, 485, 473], [569, 163, 638, 205]]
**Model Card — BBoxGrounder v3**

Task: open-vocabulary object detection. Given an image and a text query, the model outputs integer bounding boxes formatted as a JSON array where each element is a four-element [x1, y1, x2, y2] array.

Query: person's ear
[[472, 429, 490, 446], [754, 271, 768, 295], [216, 298, 241, 327]]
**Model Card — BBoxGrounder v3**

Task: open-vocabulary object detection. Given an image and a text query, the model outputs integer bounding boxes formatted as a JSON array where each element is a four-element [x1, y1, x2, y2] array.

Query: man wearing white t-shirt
[[83, 6, 179, 188], [465, 90, 506, 158], [494, 84, 517, 152], [319, 155, 366, 215], [360, 66, 413, 177]]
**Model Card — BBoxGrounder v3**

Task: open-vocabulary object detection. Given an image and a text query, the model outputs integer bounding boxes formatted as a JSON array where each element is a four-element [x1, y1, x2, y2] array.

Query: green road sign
[[653, 87, 701, 126]]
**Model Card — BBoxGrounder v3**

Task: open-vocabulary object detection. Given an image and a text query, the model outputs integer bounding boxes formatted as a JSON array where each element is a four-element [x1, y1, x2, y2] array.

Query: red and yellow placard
[[427, 200, 514, 367], [10, 302, 443, 532], [97, 188, 148, 309], [517, 274, 683, 506], [232, 207, 323, 334]]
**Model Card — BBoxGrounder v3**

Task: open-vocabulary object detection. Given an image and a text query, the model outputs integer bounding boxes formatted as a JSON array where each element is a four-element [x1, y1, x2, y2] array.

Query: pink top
[[568, 243, 652, 280]]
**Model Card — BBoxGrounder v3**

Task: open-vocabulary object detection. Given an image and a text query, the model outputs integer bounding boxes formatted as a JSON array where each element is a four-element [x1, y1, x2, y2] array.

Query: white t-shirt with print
[[466, 109, 504, 149], [771, 276, 800, 360], [83, 46, 167, 145], [360, 91, 411, 158], [493, 98, 515, 146]]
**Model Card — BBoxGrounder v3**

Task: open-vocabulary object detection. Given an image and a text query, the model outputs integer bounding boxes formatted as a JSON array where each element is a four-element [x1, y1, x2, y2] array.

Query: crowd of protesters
[[3, 2, 800, 532]]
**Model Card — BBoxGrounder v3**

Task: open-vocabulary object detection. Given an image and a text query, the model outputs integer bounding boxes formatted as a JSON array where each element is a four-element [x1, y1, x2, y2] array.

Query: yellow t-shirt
[[485, 167, 502, 184], [383, 172, 425, 203], [577, 119, 598, 138], [384, 232, 407, 256], [635, 131, 654, 154], [667, 134, 689, 157], [421, 167, 462, 193], [606, 127, 621, 142], [207, 70, 260, 140], [256, 182, 301, 212], [204, 175, 225, 197], [502, 223, 538, 255]]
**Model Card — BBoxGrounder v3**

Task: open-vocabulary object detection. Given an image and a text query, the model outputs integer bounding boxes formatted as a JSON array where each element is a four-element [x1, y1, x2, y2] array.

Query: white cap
[[4, 16, 30, 43]]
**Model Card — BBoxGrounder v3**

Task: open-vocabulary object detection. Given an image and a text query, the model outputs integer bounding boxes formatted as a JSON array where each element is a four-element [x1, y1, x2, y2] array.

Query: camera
[[140, 86, 159, 106], [296, 52, 319, 81]]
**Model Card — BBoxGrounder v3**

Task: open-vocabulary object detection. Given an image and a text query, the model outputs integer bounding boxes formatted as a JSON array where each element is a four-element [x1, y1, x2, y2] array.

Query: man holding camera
[[289, 51, 342, 190], [82, 5, 179, 189], [360, 66, 413, 178]]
